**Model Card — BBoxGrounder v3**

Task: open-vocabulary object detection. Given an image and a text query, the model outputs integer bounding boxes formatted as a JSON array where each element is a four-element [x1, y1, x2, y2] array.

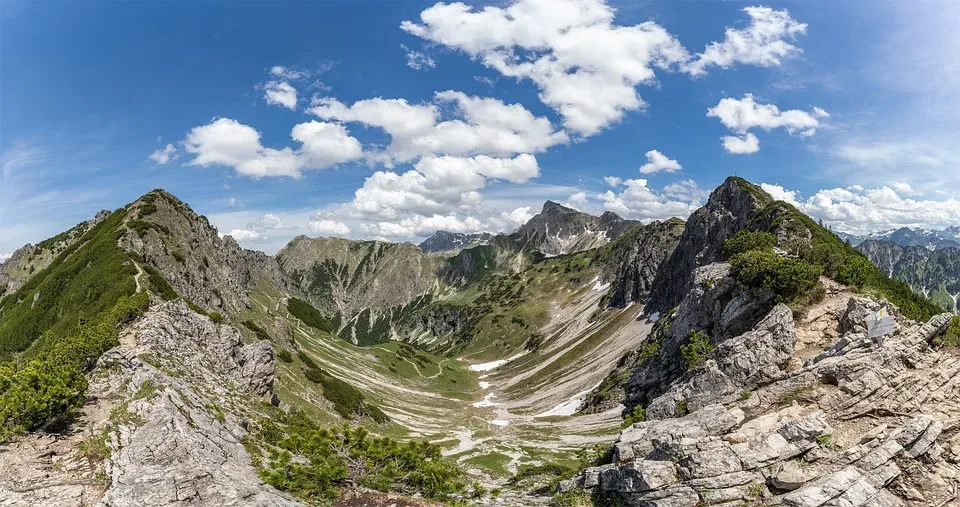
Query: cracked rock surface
[[564, 294, 960, 506]]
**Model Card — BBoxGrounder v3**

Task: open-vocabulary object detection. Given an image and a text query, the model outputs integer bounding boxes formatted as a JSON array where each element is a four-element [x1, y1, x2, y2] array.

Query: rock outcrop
[[0, 300, 294, 506], [563, 298, 960, 506], [602, 218, 685, 308], [120, 190, 295, 315], [623, 263, 777, 413], [646, 177, 770, 314]]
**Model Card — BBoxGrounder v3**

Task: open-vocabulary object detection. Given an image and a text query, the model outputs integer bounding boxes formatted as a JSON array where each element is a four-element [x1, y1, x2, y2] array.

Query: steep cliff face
[[857, 240, 960, 312], [646, 177, 771, 314], [601, 218, 686, 308], [513, 201, 641, 256], [119, 190, 295, 315], [276, 235, 444, 316]]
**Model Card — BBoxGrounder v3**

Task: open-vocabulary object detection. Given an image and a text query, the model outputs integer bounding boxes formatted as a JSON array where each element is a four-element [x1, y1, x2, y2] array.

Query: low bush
[[934, 316, 960, 348], [730, 249, 823, 305], [722, 230, 776, 258], [256, 412, 463, 503], [680, 330, 714, 370], [276, 349, 293, 363], [0, 293, 149, 441], [242, 320, 272, 341], [286, 298, 333, 333], [622, 405, 646, 427]]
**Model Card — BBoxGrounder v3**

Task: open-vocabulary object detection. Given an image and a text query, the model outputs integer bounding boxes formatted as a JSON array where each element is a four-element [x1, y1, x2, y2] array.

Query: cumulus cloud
[[346, 154, 539, 220], [250, 212, 296, 230], [401, 44, 436, 70], [598, 178, 703, 220], [183, 118, 362, 178], [149, 143, 178, 165], [639, 150, 682, 174], [759, 182, 960, 234], [222, 228, 267, 242], [707, 94, 825, 154], [309, 90, 567, 163], [263, 81, 298, 110], [720, 133, 760, 155], [403, 1, 809, 136], [401, 0, 690, 136], [603, 176, 623, 187], [0, 252, 11, 263], [308, 218, 351, 236], [683, 6, 806, 77]]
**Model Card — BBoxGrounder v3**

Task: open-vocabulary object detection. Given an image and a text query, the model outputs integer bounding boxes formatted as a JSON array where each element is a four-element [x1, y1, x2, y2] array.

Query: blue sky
[[2, 0, 959, 256]]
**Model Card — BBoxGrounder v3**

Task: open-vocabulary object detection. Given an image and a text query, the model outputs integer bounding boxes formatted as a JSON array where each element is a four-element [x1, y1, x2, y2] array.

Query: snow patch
[[589, 276, 610, 292], [489, 419, 510, 427], [472, 393, 499, 408], [647, 311, 660, 323], [479, 381, 492, 390], [533, 382, 602, 418], [468, 352, 527, 372]]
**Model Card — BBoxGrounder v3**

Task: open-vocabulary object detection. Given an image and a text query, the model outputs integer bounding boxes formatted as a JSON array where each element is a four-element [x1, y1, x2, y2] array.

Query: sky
[[2, 0, 960, 258]]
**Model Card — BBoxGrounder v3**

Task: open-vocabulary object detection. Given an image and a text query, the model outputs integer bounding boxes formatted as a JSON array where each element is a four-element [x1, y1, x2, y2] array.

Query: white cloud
[[263, 81, 298, 110], [149, 143, 178, 165], [308, 218, 351, 236], [401, 0, 690, 136], [183, 117, 362, 178], [270, 66, 307, 80], [720, 133, 760, 155], [707, 94, 824, 154], [0, 252, 12, 263], [222, 228, 267, 242], [401, 44, 436, 70], [567, 191, 588, 206], [346, 154, 539, 220], [638, 149, 682, 174], [250, 212, 296, 230], [228, 197, 237, 207], [683, 6, 806, 77], [663, 179, 708, 202], [309, 90, 567, 163], [603, 176, 623, 187], [812, 107, 830, 118], [760, 182, 960, 234], [361, 213, 486, 238], [598, 178, 703, 221]]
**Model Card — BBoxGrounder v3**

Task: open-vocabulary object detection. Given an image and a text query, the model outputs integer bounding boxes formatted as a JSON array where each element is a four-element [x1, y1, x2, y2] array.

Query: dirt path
[[133, 262, 144, 293]]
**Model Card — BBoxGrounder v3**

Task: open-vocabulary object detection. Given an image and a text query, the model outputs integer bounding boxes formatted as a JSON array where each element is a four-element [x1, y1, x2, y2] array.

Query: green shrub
[[243, 320, 272, 341], [722, 230, 776, 258], [730, 249, 823, 304], [286, 298, 333, 333], [680, 330, 714, 370], [141, 264, 177, 301], [257, 414, 464, 503], [750, 201, 940, 321], [934, 316, 960, 348], [0, 209, 137, 357], [0, 293, 149, 440], [276, 349, 293, 363], [208, 312, 224, 323], [302, 367, 388, 423], [622, 405, 646, 427], [297, 350, 319, 370]]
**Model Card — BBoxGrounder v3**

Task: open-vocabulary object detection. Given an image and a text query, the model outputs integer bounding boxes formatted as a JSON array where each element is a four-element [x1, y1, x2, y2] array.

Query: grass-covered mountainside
[[0, 177, 952, 507]]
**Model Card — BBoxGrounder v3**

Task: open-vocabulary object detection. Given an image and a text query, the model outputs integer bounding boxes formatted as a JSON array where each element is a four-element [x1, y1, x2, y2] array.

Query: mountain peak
[[541, 200, 576, 214]]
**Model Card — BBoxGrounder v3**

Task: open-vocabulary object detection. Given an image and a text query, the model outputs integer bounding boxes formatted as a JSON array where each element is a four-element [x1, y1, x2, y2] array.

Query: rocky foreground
[[563, 266, 960, 506]]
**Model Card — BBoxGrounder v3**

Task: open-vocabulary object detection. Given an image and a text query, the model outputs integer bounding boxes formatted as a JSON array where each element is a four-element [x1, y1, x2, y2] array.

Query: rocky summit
[[1, 178, 959, 507]]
